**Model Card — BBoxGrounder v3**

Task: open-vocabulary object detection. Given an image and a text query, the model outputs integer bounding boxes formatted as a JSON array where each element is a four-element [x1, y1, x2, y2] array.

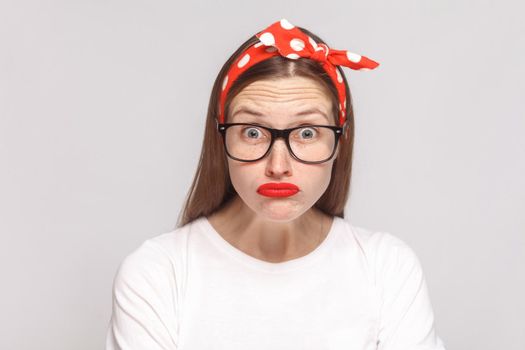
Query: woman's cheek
[[301, 165, 331, 197], [228, 162, 258, 197], [228, 163, 244, 193]]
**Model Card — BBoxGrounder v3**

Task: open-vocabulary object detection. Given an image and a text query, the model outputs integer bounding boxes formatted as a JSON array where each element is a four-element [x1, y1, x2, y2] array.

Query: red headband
[[218, 18, 380, 126]]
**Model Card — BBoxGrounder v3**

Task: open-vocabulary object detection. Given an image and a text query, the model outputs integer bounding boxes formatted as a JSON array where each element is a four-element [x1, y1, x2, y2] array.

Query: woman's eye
[[243, 127, 262, 139], [299, 127, 317, 139]]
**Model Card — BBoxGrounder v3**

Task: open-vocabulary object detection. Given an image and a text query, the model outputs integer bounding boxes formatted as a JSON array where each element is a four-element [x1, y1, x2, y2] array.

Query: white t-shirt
[[105, 216, 447, 350]]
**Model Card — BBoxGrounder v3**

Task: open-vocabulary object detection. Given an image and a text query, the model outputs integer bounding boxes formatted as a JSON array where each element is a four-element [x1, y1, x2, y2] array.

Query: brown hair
[[176, 26, 355, 228]]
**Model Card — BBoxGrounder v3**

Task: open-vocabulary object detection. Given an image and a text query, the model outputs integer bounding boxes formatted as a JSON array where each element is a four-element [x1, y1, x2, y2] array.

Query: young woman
[[106, 19, 447, 350]]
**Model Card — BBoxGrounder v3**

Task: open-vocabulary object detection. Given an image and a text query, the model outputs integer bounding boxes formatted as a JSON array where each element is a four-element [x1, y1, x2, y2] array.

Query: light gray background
[[1, 1, 523, 349]]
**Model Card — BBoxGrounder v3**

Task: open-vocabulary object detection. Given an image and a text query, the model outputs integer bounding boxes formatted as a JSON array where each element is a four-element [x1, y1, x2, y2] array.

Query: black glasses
[[217, 122, 346, 164]]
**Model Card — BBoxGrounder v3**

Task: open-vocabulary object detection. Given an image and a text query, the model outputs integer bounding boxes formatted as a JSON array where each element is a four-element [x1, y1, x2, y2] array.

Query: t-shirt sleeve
[[375, 233, 447, 350], [106, 240, 179, 350]]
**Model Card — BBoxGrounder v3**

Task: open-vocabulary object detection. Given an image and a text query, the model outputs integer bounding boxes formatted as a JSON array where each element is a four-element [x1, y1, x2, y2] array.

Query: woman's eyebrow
[[296, 108, 329, 121], [232, 107, 329, 121], [231, 107, 265, 118]]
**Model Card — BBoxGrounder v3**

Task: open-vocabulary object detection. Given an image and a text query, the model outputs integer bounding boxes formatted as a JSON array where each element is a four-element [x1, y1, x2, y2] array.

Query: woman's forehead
[[234, 77, 331, 99], [229, 77, 333, 117], [230, 105, 331, 124]]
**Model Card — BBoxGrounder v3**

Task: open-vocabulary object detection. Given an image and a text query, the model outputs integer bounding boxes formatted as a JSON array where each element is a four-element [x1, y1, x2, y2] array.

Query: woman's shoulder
[[335, 217, 423, 273], [139, 217, 204, 256], [336, 217, 410, 247], [112, 218, 206, 284]]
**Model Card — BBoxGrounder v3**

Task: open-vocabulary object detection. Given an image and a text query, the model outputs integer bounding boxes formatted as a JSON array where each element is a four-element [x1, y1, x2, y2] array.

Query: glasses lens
[[225, 125, 271, 161], [289, 126, 336, 162]]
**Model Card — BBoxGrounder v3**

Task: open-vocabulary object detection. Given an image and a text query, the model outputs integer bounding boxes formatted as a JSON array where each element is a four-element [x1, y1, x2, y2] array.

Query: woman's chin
[[257, 200, 305, 221]]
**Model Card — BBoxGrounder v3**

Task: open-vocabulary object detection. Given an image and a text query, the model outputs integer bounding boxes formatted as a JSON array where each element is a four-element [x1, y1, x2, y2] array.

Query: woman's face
[[226, 76, 339, 222]]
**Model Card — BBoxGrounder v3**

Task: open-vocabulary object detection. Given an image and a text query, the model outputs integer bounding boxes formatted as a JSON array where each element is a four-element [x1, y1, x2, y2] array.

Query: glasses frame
[[216, 121, 347, 164]]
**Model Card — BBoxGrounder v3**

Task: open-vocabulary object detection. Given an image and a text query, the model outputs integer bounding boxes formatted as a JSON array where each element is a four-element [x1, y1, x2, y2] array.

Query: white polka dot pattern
[[308, 36, 318, 50], [280, 19, 294, 29], [346, 51, 362, 63], [336, 69, 343, 83], [237, 54, 250, 68], [290, 38, 305, 51], [259, 32, 275, 46]]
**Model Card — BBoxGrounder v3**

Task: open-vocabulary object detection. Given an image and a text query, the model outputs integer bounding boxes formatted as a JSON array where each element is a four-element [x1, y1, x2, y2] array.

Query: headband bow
[[218, 18, 380, 126]]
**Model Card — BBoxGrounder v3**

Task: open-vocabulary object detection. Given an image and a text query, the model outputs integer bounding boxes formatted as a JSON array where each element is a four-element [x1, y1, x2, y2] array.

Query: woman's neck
[[207, 196, 333, 263]]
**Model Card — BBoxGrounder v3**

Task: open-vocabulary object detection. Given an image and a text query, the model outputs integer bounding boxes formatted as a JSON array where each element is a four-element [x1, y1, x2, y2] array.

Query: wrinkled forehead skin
[[227, 77, 337, 127]]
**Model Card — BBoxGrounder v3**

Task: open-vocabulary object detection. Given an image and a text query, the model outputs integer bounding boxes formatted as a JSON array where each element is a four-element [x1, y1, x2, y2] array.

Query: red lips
[[257, 182, 300, 198]]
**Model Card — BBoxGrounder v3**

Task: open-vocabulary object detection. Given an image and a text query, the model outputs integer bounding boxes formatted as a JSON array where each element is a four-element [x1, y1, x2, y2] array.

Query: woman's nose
[[264, 139, 293, 177]]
